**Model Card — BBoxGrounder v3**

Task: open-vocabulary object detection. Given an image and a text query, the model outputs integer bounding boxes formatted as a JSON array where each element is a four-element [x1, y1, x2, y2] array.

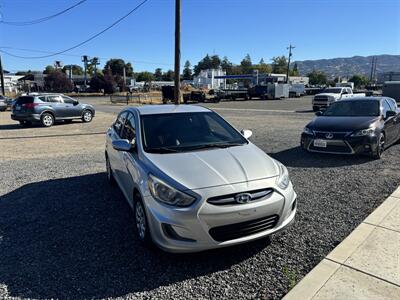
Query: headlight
[[276, 162, 290, 190], [350, 128, 375, 137], [303, 127, 313, 135], [148, 174, 196, 207]]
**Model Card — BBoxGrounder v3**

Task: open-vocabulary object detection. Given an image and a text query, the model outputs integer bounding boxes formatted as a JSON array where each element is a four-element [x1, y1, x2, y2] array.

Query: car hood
[[145, 143, 279, 190], [308, 116, 380, 132]]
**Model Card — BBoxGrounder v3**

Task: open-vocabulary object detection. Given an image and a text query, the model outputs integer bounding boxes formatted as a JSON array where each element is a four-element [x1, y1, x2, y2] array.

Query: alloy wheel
[[135, 202, 146, 240], [83, 111, 92, 122], [42, 114, 54, 126]]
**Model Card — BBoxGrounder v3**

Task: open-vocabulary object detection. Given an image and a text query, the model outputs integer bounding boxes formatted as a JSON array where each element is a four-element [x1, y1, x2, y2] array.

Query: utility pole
[[82, 55, 90, 89], [123, 66, 126, 92], [0, 54, 5, 95], [286, 44, 295, 84], [174, 0, 181, 104]]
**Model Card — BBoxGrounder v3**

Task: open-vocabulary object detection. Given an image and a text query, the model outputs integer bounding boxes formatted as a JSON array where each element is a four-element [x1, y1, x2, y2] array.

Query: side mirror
[[73, 100, 79, 106], [315, 111, 323, 116], [385, 110, 396, 119], [241, 129, 253, 139], [112, 139, 134, 152]]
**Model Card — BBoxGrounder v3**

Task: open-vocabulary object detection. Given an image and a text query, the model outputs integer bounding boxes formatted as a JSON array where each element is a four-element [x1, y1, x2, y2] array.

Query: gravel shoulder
[[0, 103, 399, 299]]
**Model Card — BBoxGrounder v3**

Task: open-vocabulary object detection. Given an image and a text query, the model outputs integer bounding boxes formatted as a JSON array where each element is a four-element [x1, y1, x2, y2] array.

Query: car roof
[[130, 104, 212, 115]]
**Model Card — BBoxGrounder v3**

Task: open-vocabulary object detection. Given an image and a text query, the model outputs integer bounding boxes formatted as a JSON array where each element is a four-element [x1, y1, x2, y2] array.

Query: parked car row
[[9, 93, 95, 127], [105, 96, 400, 253]]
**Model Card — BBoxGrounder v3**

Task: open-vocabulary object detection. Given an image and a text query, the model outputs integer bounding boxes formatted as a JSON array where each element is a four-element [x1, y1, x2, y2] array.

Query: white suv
[[105, 105, 297, 253]]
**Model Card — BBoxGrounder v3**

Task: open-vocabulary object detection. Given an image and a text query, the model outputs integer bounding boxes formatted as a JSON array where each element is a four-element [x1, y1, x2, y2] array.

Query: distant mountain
[[293, 55, 400, 78]]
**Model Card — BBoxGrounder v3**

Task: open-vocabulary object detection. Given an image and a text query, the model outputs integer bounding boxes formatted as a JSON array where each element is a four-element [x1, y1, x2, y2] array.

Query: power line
[[0, 0, 150, 59], [0, 0, 88, 26], [0, 46, 172, 66]]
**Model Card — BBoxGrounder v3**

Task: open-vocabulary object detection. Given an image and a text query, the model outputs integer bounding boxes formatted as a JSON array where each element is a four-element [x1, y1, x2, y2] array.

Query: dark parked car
[[301, 97, 400, 159], [0, 95, 7, 111], [11, 94, 95, 127]]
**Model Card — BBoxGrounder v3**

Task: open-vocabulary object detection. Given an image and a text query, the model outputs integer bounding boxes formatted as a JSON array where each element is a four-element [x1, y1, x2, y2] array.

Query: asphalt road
[[1, 98, 399, 299]]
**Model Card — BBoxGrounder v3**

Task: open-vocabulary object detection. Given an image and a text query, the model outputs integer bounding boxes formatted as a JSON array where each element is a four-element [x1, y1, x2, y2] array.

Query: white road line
[[211, 107, 296, 113]]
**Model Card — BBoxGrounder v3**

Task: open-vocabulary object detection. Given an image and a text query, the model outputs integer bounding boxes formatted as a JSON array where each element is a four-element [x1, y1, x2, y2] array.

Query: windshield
[[322, 88, 342, 94], [141, 112, 247, 153], [323, 100, 380, 117]]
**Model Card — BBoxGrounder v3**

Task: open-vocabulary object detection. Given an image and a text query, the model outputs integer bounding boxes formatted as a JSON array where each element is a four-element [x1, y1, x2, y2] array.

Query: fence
[[110, 94, 162, 105]]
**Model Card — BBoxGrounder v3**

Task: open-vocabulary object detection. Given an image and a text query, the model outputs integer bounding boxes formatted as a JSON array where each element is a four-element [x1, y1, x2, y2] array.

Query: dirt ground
[[0, 111, 116, 161]]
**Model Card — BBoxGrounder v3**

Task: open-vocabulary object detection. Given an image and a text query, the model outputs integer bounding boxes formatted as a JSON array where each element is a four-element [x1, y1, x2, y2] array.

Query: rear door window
[[48, 95, 62, 103], [16, 96, 34, 104]]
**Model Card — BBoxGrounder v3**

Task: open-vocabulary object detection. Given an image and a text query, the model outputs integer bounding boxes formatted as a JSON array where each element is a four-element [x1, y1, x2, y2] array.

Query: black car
[[11, 93, 95, 127], [301, 97, 400, 159]]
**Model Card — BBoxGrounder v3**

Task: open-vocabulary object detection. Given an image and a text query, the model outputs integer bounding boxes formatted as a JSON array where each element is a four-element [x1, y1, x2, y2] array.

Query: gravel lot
[[1, 98, 399, 299]]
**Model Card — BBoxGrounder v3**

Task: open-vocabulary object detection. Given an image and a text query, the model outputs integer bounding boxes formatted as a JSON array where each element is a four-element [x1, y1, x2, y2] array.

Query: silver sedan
[[105, 105, 297, 253]]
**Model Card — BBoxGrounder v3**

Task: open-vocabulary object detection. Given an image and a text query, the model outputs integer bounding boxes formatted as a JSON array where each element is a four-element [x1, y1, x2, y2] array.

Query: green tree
[[290, 63, 299, 76], [103, 59, 133, 76], [103, 68, 117, 94], [221, 56, 233, 74], [348, 74, 369, 88], [43, 65, 55, 74], [89, 74, 105, 92], [44, 71, 73, 92], [154, 68, 163, 81], [271, 56, 288, 74], [182, 60, 193, 80], [62, 64, 83, 75], [194, 54, 212, 75], [240, 54, 252, 74], [307, 70, 327, 85], [254, 58, 272, 74], [162, 70, 175, 81], [136, 71, 155, 82]]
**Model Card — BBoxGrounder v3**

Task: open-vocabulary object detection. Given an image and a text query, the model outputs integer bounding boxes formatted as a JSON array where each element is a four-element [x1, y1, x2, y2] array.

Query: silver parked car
[[105, 105, 297, 253]]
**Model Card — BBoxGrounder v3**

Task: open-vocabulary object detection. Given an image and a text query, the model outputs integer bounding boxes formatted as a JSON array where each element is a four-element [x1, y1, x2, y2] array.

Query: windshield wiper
[[146, 147, 182, 153], [185, 142, 245, 151]]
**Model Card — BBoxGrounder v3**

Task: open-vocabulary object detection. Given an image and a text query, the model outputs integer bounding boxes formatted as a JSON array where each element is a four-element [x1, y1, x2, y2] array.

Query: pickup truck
[[312, 87, 366, 111]]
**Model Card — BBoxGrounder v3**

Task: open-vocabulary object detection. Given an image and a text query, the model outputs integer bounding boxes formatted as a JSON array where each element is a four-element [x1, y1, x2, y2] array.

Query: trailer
[[219, 89, 249, 100], [382, 81, 400, 102]]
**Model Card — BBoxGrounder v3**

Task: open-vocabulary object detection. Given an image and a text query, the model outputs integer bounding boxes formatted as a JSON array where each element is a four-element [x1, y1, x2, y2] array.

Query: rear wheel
[[82, 110, 93, 123], [372, 133, 385, 159], [41, 113, 54, 127]]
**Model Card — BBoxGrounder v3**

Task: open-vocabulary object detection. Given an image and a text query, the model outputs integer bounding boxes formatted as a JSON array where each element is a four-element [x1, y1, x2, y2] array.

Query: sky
[[0, 0, 399, 73]]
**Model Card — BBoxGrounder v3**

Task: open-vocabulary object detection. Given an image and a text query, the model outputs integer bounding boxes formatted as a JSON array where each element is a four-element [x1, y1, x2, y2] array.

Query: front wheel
[[82, 110, 93, 123], [372, 133, 385, 159], [134, 196, 153, 247]]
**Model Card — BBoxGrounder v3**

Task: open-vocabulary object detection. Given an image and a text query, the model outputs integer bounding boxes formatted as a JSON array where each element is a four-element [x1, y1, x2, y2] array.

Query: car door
[[47, 95, 67, 118], [118, 112, 140, 206], [382, 99, 397, 144], [107, 112, 128, 190], [385, 98, 400, 142], [62, 96, 81, 118]]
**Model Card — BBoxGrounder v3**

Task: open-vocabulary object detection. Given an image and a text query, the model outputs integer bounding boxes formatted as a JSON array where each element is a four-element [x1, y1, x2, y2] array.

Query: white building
[[1, 74, 24, 93], [193, 68, 226, 89]]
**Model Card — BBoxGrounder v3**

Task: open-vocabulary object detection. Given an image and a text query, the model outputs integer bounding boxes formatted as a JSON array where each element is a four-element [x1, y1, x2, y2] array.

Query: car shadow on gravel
[[269, 146, 372, 168], [0, 173, 270, 299]]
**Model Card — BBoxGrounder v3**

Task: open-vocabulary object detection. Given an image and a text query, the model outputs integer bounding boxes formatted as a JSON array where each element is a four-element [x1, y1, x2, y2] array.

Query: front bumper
[[301, 133, 379, 155], [143, 177, 297, 253]]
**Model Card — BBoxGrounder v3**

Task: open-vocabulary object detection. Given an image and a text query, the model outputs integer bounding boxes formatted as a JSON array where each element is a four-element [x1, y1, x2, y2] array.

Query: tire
[[106, 155, 116, 185], [41, 113, 54, 127], [372, 133, 385, 159], [82, 110, 93, 123], [134, 195, 153, 247]]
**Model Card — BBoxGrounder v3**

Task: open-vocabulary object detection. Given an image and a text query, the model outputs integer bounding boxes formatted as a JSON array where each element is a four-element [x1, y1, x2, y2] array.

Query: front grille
[[209, 214, 279, 242], [314, 131, 350, 139], [207, 188, 273, 206], [314, 96, 328, 102]]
